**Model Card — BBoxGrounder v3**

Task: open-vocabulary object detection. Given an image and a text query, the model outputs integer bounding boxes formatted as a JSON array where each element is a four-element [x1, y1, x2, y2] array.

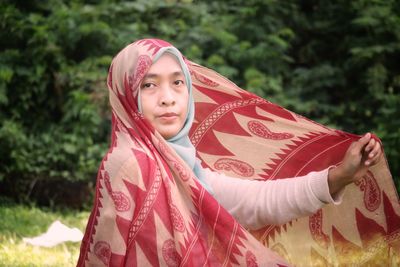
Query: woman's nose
[[160, 85, 176, 106]]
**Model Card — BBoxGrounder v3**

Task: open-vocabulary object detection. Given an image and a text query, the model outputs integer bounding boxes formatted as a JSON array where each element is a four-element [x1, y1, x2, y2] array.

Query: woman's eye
[[174, 80, 184, 86], [141, 83, 154, 89]]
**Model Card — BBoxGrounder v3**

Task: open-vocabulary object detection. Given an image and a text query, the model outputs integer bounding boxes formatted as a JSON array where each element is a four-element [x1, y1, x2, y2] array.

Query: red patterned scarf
[[78, 39, 400, 266]]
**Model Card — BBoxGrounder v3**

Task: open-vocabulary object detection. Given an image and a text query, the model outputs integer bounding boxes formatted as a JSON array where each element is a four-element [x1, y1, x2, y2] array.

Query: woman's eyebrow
[[171, 71, 184, 77], [143, 73, 158, 79], [143, 71, 184, 79]]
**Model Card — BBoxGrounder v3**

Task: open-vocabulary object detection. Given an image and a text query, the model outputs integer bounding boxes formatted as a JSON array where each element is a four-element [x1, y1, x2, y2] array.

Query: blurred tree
[[285, 0, 400, 187], [0, 0, 398, 205]]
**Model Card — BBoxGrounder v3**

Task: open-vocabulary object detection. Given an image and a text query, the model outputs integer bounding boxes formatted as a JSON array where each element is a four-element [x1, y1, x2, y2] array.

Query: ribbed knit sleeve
[[203, 168, 344, 230]]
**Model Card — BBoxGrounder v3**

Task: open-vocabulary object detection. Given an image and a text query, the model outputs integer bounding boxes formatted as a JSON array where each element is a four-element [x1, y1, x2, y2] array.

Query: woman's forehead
[[146, 53, 183, 76]]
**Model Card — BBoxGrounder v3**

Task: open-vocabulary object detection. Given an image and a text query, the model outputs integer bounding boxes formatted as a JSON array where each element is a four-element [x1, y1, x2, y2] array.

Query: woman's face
[[139, 53, 189, 139]]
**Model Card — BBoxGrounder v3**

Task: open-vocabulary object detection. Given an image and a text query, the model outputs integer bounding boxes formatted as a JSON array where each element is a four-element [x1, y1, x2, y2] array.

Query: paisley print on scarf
[[214, 158, 255, 177], [103, 171, 130, 212], [355, 170, 381, 211], [164, 181, 186, 233], [128, 55, 152, 94], [162, 239, 182, 267], [172, 162, 190, 181], [158, 140, 190, 181], [94, 241, 111, 266], [247, 120, 294, 140], [309, 209, 329, 249], [190, 98, 266, 147], [193, 71, 219, 87], [170, 204, 185, 232]]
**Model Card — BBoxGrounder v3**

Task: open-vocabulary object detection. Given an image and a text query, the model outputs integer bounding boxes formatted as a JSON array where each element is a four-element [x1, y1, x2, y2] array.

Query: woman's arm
[[204, 133, 382, 230], [204, 167, 341, 230]]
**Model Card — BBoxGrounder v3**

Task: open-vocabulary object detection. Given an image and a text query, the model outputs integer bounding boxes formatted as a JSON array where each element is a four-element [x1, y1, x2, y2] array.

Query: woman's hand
[[328, 133, 382, 196]]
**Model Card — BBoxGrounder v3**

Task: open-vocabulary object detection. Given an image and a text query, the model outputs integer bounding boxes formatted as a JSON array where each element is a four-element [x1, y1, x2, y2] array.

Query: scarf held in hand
[[78, 39, 400, 266]]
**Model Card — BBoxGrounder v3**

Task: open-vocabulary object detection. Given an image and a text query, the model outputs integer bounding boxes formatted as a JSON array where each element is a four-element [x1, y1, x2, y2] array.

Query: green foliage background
[[1, 0, 399, 205]]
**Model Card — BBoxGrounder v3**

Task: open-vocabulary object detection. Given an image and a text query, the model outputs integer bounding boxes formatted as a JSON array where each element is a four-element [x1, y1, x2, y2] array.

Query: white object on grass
[[23, 220, 83, 247]]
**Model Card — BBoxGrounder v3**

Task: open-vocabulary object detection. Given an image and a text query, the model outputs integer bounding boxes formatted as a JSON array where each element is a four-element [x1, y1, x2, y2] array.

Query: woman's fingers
[[369, 141, 381, 158], [365, 141, 382, 166], [365, 138, 376, 152], [352, 133, 371, 155]]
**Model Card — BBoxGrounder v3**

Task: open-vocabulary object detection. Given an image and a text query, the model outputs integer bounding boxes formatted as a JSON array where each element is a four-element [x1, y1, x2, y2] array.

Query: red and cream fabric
[[78, 39, 400, 266]]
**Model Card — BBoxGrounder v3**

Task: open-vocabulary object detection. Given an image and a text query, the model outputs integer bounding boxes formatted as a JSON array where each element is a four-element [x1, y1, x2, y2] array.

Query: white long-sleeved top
[[203, 168, 344, 230]]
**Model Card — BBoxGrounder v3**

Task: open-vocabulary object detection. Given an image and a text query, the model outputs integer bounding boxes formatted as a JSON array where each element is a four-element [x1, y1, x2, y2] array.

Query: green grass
[[0, 201, 90, 267]]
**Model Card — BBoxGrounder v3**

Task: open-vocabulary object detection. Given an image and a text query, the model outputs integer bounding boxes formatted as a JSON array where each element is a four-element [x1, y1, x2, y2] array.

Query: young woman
[[78, 39, 396, 267]]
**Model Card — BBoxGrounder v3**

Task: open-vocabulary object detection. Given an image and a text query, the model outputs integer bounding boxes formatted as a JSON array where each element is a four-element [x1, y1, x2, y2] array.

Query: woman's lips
[[159, 112, 178, 117], [158, 112, 178, 122]]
